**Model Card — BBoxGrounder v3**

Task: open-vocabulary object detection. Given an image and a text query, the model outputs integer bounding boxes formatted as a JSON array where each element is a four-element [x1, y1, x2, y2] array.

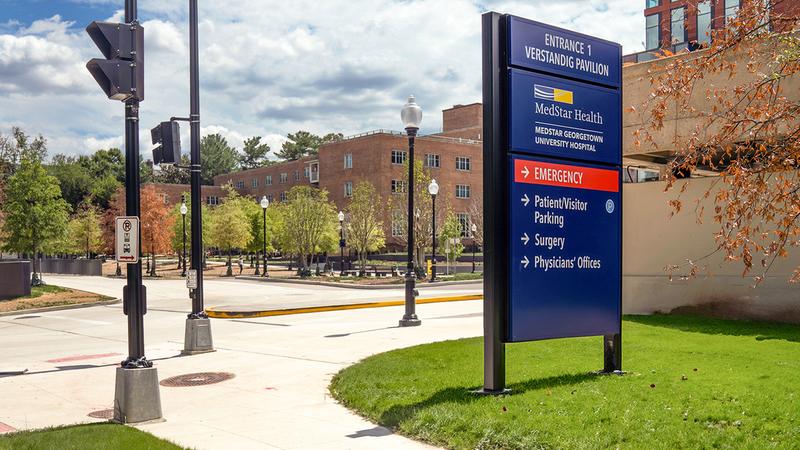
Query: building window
[[252, 179, 258, 188], [280, 173, 288, 183], [671, 8, 686, 44], [304, 166, 310, 179], [265, 175, 272, 186], [697, 1, 712, 44], [280, 192, 287, 202], [457, 213, 470, 238], [391, 180, 406, 194], [294, 170, 300, 181], [160, 194, 169, 204], [646, 14, 660, 50], [646, 0, 659, 7], [344, 153, 353, 169], [456, 156, 471, 171], [391, 212, 405, 237], [724, 0, 739, 21], [235, 180, 245, 189], [206, 196, 219, 206], [344, 182, 353, 198], [456, 185, 471, 199], [424, 154, 440, 168], [391, 149, 407, 165], [267, 194, 273, 203]]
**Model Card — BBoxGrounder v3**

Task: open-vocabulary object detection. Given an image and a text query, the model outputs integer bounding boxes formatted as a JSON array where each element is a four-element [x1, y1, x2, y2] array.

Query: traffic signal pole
[[183, 0, 214, 354]]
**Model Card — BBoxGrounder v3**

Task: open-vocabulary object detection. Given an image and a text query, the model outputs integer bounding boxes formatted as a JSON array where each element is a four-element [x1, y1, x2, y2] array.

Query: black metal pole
[[188, 0, 205, 319], [262, 207, 269, 277], [400, 129, 420, 327], [472, 241, 476, 273], [431, 194, 436, 282], [339, 220, 344, 276], [122, 0, 148, 369], [481, 11, 507, 392]]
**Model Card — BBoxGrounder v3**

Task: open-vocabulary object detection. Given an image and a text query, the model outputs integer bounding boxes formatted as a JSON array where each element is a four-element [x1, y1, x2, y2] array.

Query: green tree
[[346, 182, 385, 273], [438, 212, 465, 275], [200, 134, 239, 185], [274, 186, 338, 274], [206, 187, 253, 276], [154, 154, 191, 185], [79, 148, 125, 183], [1, 155, 70, 284], [47, 154, 93, 210], [140, 156, 155, 184], [239, 136, 271, 170], [276, 131, 343, 161], [0, 127, 48, 182], [89, 175, 121, 209], [68, 202, 103, 258]]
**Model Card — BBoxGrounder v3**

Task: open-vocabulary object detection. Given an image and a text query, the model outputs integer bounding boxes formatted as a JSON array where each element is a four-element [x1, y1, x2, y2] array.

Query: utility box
[[0, 261, 32, 299]]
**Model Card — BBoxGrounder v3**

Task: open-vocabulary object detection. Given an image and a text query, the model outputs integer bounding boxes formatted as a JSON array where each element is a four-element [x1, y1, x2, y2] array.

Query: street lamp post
[[428, 179, 439, 282], [400, 95, 422, 327], [338, 211, 345, 276], [261, 196, 270, 277], [471, 223, 477, 273], [180, 197, 187, 277]]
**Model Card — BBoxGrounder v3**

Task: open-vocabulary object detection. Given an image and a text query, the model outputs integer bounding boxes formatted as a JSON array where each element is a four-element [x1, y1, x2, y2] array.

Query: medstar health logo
[[534, 84, 574, 104]]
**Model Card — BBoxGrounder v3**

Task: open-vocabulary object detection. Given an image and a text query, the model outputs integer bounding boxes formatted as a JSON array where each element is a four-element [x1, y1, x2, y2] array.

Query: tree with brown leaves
[[633, 0, 800, 284]]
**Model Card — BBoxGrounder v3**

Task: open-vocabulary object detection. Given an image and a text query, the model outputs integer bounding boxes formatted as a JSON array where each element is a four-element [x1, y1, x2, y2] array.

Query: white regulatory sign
[[115, 216, 140, 264], [186, 269, 198, 289]]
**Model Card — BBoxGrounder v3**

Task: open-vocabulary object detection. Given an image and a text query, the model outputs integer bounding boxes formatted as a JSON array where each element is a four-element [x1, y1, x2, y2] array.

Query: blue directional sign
[[509, 69, 621, 166], [507, 15, 622, 88], [507, 155, 621, 342]]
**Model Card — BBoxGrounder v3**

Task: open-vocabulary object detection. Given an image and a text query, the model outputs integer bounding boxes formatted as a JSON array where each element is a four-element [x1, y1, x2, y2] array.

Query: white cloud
[[0, 0, 645, 158]]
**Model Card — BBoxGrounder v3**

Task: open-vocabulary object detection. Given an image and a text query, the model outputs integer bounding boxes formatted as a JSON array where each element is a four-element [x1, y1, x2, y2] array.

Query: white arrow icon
[[521, 256, 530, 268], [521, 233, 530, 245], [521, 166, 530, 179], [521, 194, 530, 206]]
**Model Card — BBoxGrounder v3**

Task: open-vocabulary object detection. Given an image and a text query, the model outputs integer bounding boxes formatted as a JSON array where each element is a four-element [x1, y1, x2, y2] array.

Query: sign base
[[182, 317, 214, 355], [472, 388, 512, 396], [113, 366, 163, 424]]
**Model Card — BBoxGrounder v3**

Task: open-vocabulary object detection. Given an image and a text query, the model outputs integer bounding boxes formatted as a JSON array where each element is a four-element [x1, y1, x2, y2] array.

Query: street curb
[[235, 275, 482, 290], [206, 294, 484, 319], [0, 298, 122, 317]]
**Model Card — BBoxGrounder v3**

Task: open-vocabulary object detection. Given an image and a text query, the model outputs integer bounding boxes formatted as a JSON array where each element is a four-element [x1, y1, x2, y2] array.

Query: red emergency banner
[[514, 159, 619, 192]]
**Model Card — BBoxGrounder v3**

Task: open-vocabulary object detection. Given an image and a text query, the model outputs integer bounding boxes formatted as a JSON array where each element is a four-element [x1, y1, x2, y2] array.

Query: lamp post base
[[113, 366, 163, 424], [399, 316, 421, 327], [181, 317, 214, 355]]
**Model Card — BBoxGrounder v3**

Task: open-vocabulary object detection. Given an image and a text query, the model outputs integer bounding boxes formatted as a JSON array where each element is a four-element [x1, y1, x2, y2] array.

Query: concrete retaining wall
[[623, 177, 800, 322]]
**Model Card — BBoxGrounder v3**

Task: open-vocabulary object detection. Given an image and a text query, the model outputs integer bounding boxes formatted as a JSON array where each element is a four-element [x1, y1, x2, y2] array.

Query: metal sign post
[[481, 12, 623, 394]]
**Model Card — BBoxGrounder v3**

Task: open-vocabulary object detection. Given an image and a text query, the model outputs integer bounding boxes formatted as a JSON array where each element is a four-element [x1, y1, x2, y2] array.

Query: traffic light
[[86, 21, 144, 102], [151, 121, 181, 165]]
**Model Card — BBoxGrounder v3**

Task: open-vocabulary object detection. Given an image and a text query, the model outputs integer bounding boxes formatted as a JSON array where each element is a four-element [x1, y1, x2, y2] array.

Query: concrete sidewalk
[[0, 276, 484, 449]]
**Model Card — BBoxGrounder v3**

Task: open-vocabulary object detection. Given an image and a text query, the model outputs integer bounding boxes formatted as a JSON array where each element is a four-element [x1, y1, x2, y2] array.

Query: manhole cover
[[87, 409, 114, 419], [160, 372, 235, 387]]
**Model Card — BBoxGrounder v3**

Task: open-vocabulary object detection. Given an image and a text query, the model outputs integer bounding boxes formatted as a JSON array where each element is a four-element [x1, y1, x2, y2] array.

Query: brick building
[[146, 183, 228, 207], [213, 104, 483, 248], [626, 0, 799, 63]]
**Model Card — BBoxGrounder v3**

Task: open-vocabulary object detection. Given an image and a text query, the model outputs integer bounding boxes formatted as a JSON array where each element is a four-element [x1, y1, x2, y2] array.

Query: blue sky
[[0, 0, 644, 158]]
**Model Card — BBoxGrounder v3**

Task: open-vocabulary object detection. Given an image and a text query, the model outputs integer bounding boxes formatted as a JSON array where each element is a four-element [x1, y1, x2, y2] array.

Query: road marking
[[206, 294, 483, 319]]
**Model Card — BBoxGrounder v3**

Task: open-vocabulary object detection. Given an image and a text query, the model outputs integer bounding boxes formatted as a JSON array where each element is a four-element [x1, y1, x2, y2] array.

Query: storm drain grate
[[87, 409, 114, 419], [160, 372, 235, 387]]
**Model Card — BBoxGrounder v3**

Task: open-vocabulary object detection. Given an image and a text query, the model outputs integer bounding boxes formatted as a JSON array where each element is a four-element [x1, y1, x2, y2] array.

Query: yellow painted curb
[[205, 294, 483, 319]]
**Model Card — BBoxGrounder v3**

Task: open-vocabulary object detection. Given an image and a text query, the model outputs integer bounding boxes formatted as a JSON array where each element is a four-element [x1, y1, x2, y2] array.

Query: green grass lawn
[[26, 285, 70, 299], [0, 423, 182, 449], [330, 315, 800, 449]]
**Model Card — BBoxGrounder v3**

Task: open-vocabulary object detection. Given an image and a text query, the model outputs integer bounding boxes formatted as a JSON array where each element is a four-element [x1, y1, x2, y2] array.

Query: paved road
[[0, 276, 483, 449]]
